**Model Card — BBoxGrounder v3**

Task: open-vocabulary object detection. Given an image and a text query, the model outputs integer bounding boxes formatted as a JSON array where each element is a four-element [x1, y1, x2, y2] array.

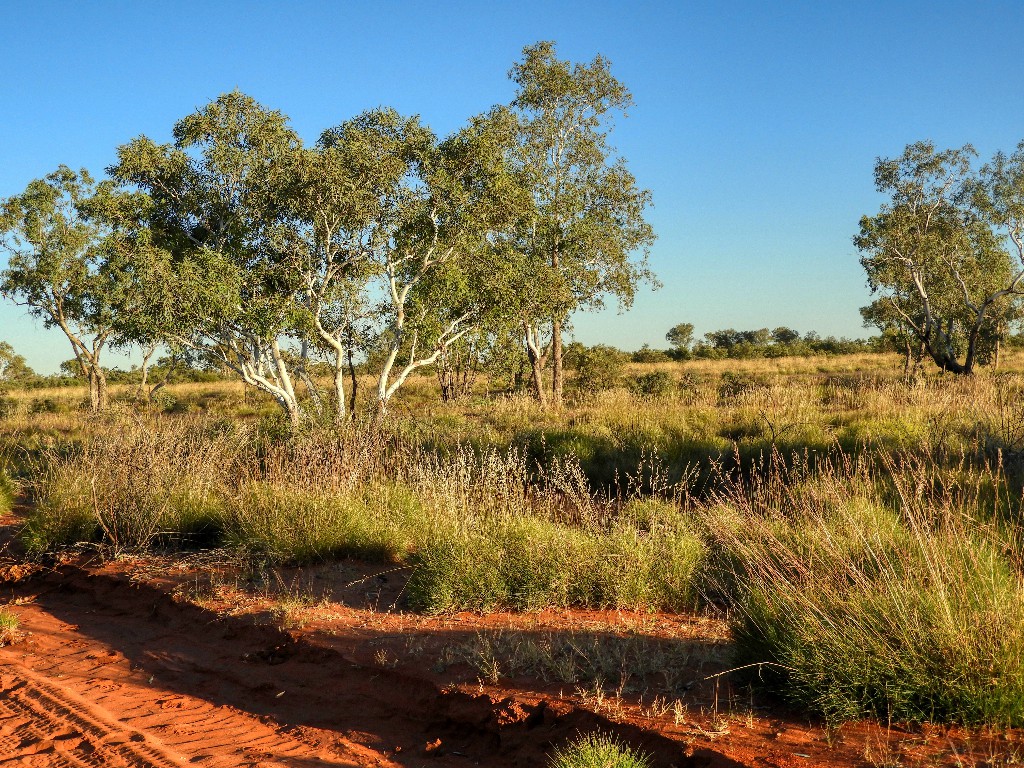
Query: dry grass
[[7, 352, 1024, 727]]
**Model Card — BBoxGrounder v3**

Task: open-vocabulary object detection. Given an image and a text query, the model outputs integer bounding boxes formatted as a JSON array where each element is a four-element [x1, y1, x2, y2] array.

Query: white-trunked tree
[[856, 141, 1024, 375], [0, 167, 116, 412], [109, 92, 308, 427]]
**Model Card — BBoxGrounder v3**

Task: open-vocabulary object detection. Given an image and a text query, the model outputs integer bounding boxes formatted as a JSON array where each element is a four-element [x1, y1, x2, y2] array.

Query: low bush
[[222, 483, 429, 564], [628, 370, 676, 396], [549, 731, 650, 768], [407, 513, 705, 614]]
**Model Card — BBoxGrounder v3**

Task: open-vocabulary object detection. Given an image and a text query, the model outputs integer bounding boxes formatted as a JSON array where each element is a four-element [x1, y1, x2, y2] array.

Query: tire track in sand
[[0, 665, 184, 767]]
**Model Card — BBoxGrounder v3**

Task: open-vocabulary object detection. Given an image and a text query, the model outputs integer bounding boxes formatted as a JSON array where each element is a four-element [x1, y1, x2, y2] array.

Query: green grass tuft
[[548, 731, 650, 768]]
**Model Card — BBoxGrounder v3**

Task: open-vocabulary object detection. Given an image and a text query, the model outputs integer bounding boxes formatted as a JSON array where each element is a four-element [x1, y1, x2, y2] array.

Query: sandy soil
[[0, 520, 1020, 767]]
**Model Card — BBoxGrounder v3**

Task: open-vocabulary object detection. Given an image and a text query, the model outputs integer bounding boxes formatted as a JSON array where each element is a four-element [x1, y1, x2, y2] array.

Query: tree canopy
[[856, 141, 1024, 375]]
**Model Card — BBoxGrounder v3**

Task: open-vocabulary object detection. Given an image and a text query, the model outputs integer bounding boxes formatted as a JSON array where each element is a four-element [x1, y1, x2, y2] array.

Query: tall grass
[[25, 413, 240, 553], [0, 468, 15, 514], [704, 452, 1024, 726]]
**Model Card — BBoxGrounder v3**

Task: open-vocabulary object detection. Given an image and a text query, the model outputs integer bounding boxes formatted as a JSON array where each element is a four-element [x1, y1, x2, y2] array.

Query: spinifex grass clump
[[407, 498, 705, 614], [24, 414, 241, 553], [0, 467, 15, 514], [0, 608, 19, 645], [707, 453, 1024, 726], [548, 731, 650, 768], [222, 482, 437, 564]]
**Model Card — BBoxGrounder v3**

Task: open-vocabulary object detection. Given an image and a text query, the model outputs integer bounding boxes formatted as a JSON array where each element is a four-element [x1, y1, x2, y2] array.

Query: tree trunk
[[550, 243, 563, 409], [332, 358, 347, 424], [284, 398, 302, 432], [524, 323, 548, 407], [347, 347, 358, 419], [87, 366, 108, 412], [551, 317, 563, 409], [138, 345, 154, 403]]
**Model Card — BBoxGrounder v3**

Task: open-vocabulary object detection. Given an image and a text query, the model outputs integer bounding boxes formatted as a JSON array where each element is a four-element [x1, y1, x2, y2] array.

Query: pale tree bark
[[53, 308, 109, 413], [551, 317, 564, 409], [167, 327, 305, 430], [136, 343, 181, 405], [524, 321, 549, 407], [372, 229, 474, 414], [376, 307, 473, 414]]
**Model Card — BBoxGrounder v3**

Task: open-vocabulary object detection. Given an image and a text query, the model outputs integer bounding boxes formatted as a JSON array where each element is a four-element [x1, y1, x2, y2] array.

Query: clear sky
[[2, 0, 1024, 373]]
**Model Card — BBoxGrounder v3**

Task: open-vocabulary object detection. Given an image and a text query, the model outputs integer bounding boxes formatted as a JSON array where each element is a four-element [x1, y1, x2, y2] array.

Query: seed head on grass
[[548, 731, 651, 768]]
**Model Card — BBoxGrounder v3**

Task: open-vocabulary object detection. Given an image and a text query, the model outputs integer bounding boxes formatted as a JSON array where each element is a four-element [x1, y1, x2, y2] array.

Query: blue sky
[[2, 0, 1024, 373]]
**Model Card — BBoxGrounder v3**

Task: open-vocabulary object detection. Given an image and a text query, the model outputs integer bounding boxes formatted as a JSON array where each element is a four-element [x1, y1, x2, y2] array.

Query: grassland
[[4, 351, 1024, 729]]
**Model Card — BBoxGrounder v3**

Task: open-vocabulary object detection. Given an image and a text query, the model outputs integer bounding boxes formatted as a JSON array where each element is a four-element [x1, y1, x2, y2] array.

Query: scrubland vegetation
[[6, 37, 1024, 764], [4, 352, 1024, 730]]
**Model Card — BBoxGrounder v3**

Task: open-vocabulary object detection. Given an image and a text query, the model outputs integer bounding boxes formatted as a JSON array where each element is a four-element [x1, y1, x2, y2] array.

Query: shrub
[[570, 345, 629, 392], [629, 370, 675, 396], [717, 371, 769, 399], [549, 731, 650, 768], [630, 345, 671, 363], [29, 397, 67, 414]]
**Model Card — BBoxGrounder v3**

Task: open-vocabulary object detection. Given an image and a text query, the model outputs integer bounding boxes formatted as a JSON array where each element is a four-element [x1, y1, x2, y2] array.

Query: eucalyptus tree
[[504, 41, 656, 407], [665, 322, 694, 357], [275, 105, 522, 416], [280, 108, 434, 419], [0, 167, 117, 411], [0, 342, 34, 384], [108, 92, 308, 426], [362, 106, 525, 413], [860, 297, 926, 379], [856, 141, 1024, 375]]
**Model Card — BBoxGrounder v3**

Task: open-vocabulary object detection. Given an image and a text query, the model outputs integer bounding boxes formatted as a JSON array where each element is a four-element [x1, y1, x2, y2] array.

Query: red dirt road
[[0, 562, 729, 768]]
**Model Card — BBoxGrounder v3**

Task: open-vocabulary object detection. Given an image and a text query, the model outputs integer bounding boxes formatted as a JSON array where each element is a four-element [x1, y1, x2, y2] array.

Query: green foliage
[[548, 731, 650, 768], [0, 166, 117, 411], [23, 472, 99, 554], [717, 371, 769, 399], [501, 41, 657, 405], [407, 513, 704, 614], [856, 140, 1024, 374], [706, 458, 1024, 727], [568, 344, 629, 392], [665, 322, 694, 356], [691, 327, 871, 359], [0, 609, 19, 643], [630, 344, 671, 363], [628, 370, 675, 396], [223, 483, 428, 564], [0, 342, 35, 384], [0, 468, 15, 513]]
